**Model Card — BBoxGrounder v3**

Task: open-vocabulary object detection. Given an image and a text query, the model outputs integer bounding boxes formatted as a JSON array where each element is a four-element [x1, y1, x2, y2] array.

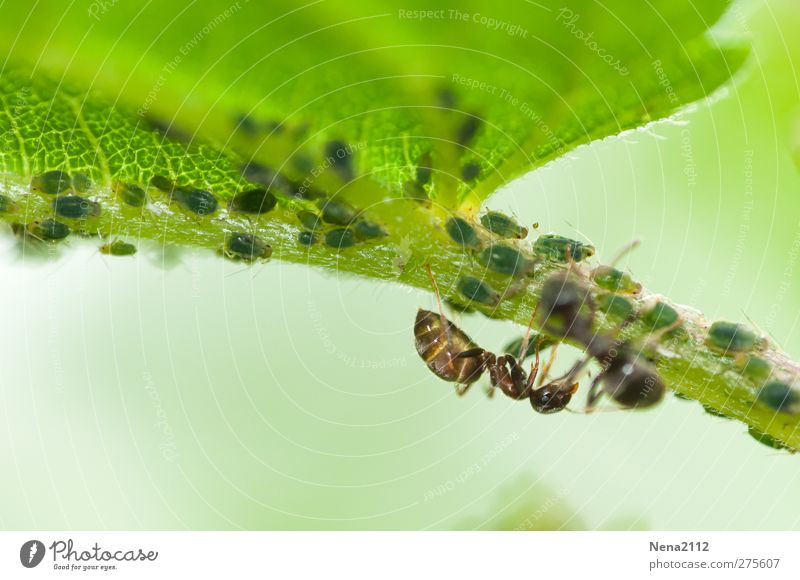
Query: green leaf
[[3, 1, 794, 453]]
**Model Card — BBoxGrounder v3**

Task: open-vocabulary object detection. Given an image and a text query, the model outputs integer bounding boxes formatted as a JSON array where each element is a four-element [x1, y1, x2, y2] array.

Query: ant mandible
[[414, 265, 577, 413]]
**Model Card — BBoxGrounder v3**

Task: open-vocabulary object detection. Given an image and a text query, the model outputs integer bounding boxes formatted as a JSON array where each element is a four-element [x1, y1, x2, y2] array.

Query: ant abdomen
[[414, 309, 487, 385], [600, 353, 664, 408]]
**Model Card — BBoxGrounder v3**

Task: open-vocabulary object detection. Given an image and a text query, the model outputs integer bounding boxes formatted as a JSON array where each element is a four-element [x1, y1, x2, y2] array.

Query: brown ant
[[414, 265, 577, 413]]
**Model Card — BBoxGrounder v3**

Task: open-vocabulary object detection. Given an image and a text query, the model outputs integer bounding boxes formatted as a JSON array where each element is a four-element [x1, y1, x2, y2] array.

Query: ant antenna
[[537, 342, 561, 387], [517, 304, 539, 361]]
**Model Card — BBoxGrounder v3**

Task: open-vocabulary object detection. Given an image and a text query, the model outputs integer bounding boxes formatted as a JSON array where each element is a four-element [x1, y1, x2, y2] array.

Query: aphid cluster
[[292, 199, 386, 251]]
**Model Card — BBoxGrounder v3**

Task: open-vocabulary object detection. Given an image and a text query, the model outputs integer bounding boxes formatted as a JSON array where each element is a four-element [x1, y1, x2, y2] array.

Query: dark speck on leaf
[[325, 228, 355, 250], [461, 162, 480, 181], [100, 240, 137, 256], [353, 220, 387, 240], [113, 180, 147, 207], [30, 218, 70, 241], [241, 161, 289, 191], [320, 199, 359, 225], [71, 173, 92, 193], [53, 195, 101, 219], [416, 152, 433, 185], [150, 175, 174, 192], [298, 230, 318, 246], [325, 139, 356, 182], [224, 232, 271, 261], [457, 115, 481, 146]]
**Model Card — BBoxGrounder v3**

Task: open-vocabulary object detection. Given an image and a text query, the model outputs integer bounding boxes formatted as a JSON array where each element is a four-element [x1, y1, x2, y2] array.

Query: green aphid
[[592, 266, 642, 294], [533, 234, 595, 262], [171, 187, 219, 216], [297, 230, 318, 246], [224, 232, 272, 261], [149, 175, 175, 192], [353, 219, 387, 240], [445, 216, 480, 248], [702, 404, 730, 419], [325, 228, 355, 249], [52, 195, 101, 219], [113, 180, 147, 207], [29, 219, 70, 241], [31, 170, 71, 194], [596, 293, 635, 321], [733, 354, 771, 382], [100, 240, 137, 256], [503, 334, 554, 361], [0, 194, 15, 213], [641, 301, 680, 331], [71, 173, 92, 193], [228, 188, 277, 214], [747, 427, 793, 452], [478, 244, 533, 277], [706, 321, 763, 355], [457, 275, 500, 306], [480, 211, 528, 239], [320, 199, 359, 225], [757, 381, 800, 414]]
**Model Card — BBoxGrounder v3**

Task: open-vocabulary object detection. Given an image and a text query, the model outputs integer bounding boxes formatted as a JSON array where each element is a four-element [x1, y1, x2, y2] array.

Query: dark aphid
[[31, 170, 71, 194], [325, 228, 355, 249], [235, 113, 260, 136], [403, 180, 428, 200], [456, 114, 481, 146], [28, 219, 70, 241], [478, 244, 534, 277], [353, 219, 387, 240], [265, 119, 285, 134], [747, 427, 793, 452], [224, 232, 272, 262], [145, 116, 191, 142], [297, 211, 322, 231], [228, 188, 277, 214], [100, 240, 137, 256], [504, 334, 553, 362], [415, 309, 487, 386], [298, 230, 318, 246], [641, 301, 680, 332], [320, 199, 359, 226], [457, 275, 499, 306], [461, 162, 480, 181], [325, 139, 356, 182], [537, 274, 594, 340], [480, 211, 528, 239], [113, 180, 147, 207], [734, 354, 771, 382], [416, 152, 433, 186], [0, 194, 15, 213], [445, 216, 480, 248], [71, 173, 92, 193], [533, 234, 595, 262], [592, 265, 641, 294], [588, 348, 665, 409], [757, 381, 800, 414], [706, 321, 763, 355], [171, 187, 218, 216], [150, 175, 175, 192], [596, 293, 635, 321], [52, 195, 101, 219]]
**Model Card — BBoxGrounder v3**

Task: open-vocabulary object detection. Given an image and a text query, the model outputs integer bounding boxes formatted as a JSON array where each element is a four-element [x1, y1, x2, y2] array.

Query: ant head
[[530, 380, 578, 414]]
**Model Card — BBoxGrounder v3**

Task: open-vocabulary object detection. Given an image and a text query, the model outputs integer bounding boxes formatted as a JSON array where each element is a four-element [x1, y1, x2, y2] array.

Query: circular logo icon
[[20, 540, 45, 568]]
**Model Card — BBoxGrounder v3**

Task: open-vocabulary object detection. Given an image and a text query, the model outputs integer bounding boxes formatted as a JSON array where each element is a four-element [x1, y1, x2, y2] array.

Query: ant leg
[[609, 239, 641, 268], [517, 304, 539, 361], [523, 340, 542, 395], [425, 263, 454, 346], [537, 342, 561, 387], [585, 373, 604, 412], [455, 384, 472, 397]]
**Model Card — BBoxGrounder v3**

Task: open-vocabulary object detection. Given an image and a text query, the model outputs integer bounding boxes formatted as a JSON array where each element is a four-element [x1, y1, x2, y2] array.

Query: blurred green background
[[1, 0, 800, 530]]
